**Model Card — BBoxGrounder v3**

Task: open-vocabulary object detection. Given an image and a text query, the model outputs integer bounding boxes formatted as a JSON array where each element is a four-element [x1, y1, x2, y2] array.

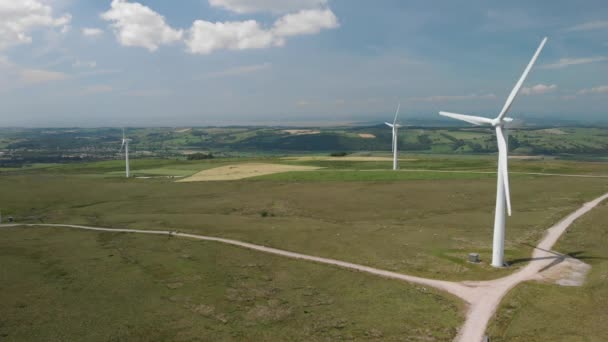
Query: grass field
[[1, 156, 607, 281], [0, 227, 463, 341], [1, 155, 607, 340], [4, 154, 608, 177], [252, 170, 499, 181], [487, 201, 608, 341]]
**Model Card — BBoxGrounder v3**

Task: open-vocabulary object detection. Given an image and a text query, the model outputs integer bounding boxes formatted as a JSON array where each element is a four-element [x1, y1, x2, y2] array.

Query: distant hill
[[1, 126, 608, 165]]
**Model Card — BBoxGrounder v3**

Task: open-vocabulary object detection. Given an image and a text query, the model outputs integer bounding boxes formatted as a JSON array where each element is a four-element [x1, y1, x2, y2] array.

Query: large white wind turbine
[[119, 128, 131, 178], [439, 37, 547, 268], [385, 103, 402, 170]]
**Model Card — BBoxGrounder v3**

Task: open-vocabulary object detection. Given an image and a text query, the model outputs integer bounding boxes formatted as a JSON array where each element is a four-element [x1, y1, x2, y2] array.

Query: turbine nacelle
[[438, 112, 513, 128], [491, 117, 514, 127]]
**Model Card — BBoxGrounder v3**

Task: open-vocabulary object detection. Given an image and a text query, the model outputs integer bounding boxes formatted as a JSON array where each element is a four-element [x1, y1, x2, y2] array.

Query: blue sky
[[0, 0, 607, 127]]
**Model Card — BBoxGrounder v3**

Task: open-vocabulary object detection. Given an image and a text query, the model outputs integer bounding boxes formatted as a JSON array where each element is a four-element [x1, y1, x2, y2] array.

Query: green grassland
[[252, 170, 499, 181], [4, 154, 608, 178], [1, 155, 607, 341], [487, 201, 608, 341], [2, 157, 607, 282], [0, 227, 463, 341]]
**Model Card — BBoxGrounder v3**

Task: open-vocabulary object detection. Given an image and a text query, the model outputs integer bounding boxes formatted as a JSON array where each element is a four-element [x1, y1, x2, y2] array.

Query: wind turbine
[[385, 103, 402, 170], [119, 128, 131, 178], [439, 37, 547, 268]]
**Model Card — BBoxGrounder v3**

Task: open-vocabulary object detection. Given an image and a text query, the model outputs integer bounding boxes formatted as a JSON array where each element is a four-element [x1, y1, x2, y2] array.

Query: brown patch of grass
[[178, 163, 321, 182]]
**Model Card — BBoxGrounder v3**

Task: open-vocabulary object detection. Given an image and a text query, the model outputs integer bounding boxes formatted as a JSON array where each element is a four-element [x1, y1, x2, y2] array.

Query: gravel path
[[455, 192, 608, 341], [3, 191, 607, 341]]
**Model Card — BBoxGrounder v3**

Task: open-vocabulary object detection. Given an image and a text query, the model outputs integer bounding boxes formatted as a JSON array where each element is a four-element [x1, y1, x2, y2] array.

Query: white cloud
[[566, 20, 608, 32], [205, 63, 271, 78], [408, 93, 497, 102], [209, 0, 328, 14], [521, 84, 557, 96], [186, 20, 280, 54], [186, 8, 338, 54], [0, 0, 71, 50], [82, 27, 104, 37], [541, 57, 607, 69], [273, 8, 338, 37], [101, 0, 183, 51], [578, 85, 608, 95], [101, 1, 338, 55]]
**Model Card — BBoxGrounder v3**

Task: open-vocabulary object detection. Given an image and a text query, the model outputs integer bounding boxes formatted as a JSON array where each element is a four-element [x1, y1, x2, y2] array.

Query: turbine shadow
[[506, 243, 606, 272]]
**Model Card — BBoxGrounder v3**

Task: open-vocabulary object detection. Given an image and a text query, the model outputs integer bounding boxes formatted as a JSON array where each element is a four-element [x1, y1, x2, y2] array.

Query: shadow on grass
[[507, 243, 607, 272]]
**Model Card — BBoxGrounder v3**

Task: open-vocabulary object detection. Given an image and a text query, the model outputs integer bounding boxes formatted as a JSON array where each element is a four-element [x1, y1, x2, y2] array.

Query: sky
[[0, 0, 607, 127]]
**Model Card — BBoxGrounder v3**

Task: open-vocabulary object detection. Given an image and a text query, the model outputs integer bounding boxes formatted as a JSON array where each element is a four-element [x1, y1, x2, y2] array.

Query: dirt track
[[3, 192, 607, 341]]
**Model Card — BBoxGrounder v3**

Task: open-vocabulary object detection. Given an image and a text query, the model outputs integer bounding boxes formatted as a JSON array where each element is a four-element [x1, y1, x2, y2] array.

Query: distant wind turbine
[[119, 128, 132, 178], [385, 103, 402, 170], [439, 37, 548, 268]]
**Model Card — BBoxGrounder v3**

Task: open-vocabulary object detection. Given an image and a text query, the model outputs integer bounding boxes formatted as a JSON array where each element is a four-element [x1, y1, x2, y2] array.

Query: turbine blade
[[391, 131, 395, 153], [119, 140, 125, 153], [497, 37, 548, 120], [385, 122, 394, 127], [393, 102, 401, 125], [496, 127, 512, 216], [439, 111, 493, 126]]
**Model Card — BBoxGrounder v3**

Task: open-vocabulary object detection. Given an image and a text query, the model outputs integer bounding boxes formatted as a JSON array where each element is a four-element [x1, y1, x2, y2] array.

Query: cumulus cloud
[[541, 57, 607, 69], [566, 20, 608, 32], [186, 8, 338, 54], [521, 84, 557, 95], [209, 0, 328, 14], [101, 0, 183, 51], [101, 0, 338, 54], [0, 0, 71, 50], [82, 27, 104, 37], [578, 85, 608, 95], [273, 8, 338, 37], [186, 20, 280, 54]]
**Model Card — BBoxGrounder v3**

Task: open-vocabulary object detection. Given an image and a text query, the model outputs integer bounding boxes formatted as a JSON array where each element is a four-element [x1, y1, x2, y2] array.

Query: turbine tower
[[439, 37, 547, 268], [120, 128, 132, 178], [385, 103, 402, 170]]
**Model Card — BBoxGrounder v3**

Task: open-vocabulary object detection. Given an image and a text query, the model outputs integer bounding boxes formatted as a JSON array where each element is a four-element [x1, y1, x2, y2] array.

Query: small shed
[[468, 253, 480, 263]]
